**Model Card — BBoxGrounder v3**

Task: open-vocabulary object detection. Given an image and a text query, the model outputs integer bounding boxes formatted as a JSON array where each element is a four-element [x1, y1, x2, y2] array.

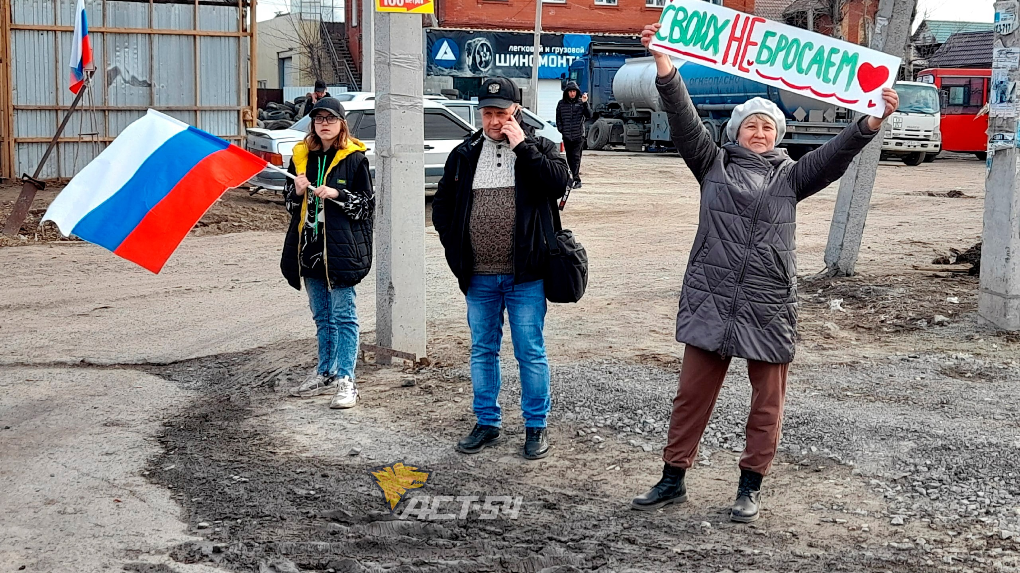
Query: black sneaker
[[731, 469, 763, 523], [455, 424, 501, 454], [632, 462, 688, 510], [523, 427, 550, 460]]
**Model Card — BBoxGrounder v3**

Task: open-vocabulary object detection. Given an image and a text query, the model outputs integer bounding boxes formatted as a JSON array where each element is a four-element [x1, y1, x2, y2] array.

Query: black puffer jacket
[[432, 130, 572, 294], [657, 68, 878, 364], [555, 81, 592, 142], [281, 140, 374, 290]]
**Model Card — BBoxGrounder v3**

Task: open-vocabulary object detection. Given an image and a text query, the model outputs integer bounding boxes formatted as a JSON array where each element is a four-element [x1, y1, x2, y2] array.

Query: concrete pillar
[[361, 0, 374, 92], [373, 12, 427, 362], [822, 0, 916, 276], [979, 1, 1020, 330]]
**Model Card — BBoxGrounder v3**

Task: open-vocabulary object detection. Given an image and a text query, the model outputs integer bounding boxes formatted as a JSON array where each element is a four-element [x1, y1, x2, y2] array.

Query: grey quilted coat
[[657, 68, 878, 364]]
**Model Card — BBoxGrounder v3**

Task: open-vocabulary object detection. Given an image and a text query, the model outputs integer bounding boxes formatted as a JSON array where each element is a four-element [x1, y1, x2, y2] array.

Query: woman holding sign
[[630, 22, 898, 523]]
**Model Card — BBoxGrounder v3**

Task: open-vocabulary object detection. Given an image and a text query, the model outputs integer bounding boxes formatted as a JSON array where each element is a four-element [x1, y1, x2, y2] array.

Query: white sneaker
[[289, 372, 338, 398], [330, 376, 358, 409]]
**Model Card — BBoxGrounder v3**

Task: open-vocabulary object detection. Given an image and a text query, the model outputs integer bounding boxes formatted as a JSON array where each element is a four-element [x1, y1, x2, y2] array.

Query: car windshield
[[334, 94, 357, 102], [895, 84, 939, 114], [291, 115, 311, 132]]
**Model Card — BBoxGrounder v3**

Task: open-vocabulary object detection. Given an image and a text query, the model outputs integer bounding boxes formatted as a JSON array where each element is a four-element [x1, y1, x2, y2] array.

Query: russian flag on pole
[[69, 0, 93, 94], [43, 110, 268, 274]]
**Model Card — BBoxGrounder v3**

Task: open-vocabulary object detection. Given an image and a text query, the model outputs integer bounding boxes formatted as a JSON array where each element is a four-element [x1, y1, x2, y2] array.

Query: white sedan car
[[438, 99, 562, 146], [245, 99, 475, 194]]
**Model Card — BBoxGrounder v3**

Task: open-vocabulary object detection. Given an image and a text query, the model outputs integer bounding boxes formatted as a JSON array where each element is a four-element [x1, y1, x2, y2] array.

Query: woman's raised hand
[[866, 88, 900, 131], [641, 23, 675, 79]]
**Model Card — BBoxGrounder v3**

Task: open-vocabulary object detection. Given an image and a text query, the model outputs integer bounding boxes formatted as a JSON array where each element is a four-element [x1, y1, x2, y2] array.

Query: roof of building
[[781, 0, 827, 17], [913, 20, 994, 45], [928, 31, 993, 68], [756, 0, 799, 21]]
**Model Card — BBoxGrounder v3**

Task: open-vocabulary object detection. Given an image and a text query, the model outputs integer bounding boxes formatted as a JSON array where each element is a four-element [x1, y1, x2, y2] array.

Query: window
[[352, 112, 376, 140], [521, 111, 544, 131], [594, 0, 618, 5], [278, 57, 293, 88], [425, 111, 473, 140], [646, 0, 666, 7], [447, 104, 475, 126], [942, 77, 985, 115]]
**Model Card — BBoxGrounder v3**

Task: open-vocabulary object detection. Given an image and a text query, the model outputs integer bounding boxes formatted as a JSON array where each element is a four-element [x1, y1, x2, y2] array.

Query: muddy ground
[[2, 152, 1019, 573]]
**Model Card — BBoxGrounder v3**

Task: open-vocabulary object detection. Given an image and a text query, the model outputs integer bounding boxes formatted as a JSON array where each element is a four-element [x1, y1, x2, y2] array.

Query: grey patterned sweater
[[469, 135, 517, 275]]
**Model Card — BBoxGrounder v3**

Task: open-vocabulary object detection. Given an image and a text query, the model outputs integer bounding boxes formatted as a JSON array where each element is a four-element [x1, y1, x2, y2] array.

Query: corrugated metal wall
[[3, 0, 254, 180]]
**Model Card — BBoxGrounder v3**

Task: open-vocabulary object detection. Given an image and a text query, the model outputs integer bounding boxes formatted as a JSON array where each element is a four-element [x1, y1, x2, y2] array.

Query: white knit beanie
[[726, 97, 787, 145]]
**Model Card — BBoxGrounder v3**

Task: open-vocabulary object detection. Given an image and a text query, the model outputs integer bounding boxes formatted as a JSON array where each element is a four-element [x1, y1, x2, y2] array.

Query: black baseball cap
[[310, 97, 346, 119], [314, 79, 327, 92], [478, 77, 521, 109]]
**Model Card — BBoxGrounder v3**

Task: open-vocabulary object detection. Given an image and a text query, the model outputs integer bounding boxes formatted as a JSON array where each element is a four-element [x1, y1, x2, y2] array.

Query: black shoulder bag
[[539, 199, 588, 303]]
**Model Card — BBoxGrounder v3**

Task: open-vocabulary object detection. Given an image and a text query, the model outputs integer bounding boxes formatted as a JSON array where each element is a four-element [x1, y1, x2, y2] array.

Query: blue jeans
[[304, 277, 359, 379], [466, 275, 550, 428]]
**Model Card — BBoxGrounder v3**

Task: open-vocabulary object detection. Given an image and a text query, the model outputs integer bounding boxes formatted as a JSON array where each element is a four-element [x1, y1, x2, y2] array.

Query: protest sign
[[648, 0, 902, 116]]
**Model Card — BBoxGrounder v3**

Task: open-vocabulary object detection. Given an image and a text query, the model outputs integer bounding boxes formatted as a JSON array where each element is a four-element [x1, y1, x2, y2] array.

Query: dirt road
[[1, 152, 1018, 573]]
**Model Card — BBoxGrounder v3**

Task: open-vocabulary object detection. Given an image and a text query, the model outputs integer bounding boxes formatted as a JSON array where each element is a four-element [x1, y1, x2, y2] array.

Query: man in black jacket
[[555, 81, 592, 188], [432, 77, 571, 461]]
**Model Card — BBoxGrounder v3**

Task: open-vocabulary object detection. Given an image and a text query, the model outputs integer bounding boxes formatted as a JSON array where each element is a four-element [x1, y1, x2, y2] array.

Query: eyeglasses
[[313, 115, 340, 124]]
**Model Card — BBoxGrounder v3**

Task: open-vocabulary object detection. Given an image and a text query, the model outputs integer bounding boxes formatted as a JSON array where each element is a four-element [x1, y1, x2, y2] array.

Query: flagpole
[[262, 163, 297, 181], [2, 73, 91, 237]]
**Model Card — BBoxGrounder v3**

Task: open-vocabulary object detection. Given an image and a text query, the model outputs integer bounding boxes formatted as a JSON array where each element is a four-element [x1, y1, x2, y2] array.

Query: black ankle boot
[[456, 424, 501, 454], [523, 427, 550, 460], [631, 463, 688, 510], [731, 469, 763, 522]]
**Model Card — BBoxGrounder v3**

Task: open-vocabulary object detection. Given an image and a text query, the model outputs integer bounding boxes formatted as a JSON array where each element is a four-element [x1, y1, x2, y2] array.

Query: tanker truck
[[578, 55, 852, 158]]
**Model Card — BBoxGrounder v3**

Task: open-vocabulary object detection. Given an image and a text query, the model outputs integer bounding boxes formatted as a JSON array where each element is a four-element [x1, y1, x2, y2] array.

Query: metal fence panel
[[153, 2, 194, 30], [105, 33, 152, 107], [104, 0, 149, 28], [6, 1, 251, 179], [199, 36, 239, 106], [12, 0, 55, 25], [200, 111, 240, 138], [153, 35, 196, 107], [197, 4, 238, 32]]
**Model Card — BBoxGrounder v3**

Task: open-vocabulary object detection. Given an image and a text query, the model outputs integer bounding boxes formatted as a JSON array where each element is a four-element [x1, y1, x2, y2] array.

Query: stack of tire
[[255, 97, 308, 130]]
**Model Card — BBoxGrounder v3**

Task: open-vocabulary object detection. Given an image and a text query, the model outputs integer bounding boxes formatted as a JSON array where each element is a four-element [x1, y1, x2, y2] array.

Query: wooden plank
[[9, 23, 247, 37], [1, 0, 14, 180]]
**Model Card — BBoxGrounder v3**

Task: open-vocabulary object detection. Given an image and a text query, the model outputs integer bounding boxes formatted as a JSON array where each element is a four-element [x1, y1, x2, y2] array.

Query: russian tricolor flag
[[43, 110, 267, 273], [69, 0, 93, 94]]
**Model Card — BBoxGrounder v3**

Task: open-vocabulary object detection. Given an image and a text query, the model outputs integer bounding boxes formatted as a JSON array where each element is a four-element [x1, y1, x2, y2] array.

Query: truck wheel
[[587, 120, 611, 151], [974, 151, 987, 161], [924, 152, 938, 163], [902, 152, 926, 166]]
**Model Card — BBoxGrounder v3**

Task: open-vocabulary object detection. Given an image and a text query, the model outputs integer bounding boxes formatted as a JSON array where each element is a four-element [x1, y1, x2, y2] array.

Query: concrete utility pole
[[822, 0, 916, 276], [373, 11, 427, 362], [361, 0, 374, 92], [980, 1, 1020, 330], [528, 0, 543, 112]]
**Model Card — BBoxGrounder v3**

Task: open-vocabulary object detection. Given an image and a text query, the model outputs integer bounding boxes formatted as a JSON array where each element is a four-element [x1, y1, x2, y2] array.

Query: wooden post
[[0, 0, 13, 181]]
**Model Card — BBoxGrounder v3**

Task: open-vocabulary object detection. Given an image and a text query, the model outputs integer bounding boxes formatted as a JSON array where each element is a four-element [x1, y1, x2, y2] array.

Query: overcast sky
[[256, 0, 997, 27]]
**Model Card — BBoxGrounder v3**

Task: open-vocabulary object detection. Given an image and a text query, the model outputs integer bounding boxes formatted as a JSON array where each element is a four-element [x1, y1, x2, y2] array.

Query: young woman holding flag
[[281, 98, 374, 409]]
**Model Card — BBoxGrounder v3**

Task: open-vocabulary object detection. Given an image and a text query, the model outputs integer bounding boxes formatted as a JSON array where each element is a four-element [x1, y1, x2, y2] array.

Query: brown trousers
[[663, 345, 790, 475]]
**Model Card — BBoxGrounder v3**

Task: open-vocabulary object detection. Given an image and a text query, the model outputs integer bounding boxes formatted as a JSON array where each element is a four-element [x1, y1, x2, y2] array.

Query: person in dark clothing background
[[298, 80, 331, 118], [555, 81, 591, 189]]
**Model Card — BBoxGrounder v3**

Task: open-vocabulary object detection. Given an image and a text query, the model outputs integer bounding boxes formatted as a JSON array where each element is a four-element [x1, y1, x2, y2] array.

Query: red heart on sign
[[857, 63, 889, 93]]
